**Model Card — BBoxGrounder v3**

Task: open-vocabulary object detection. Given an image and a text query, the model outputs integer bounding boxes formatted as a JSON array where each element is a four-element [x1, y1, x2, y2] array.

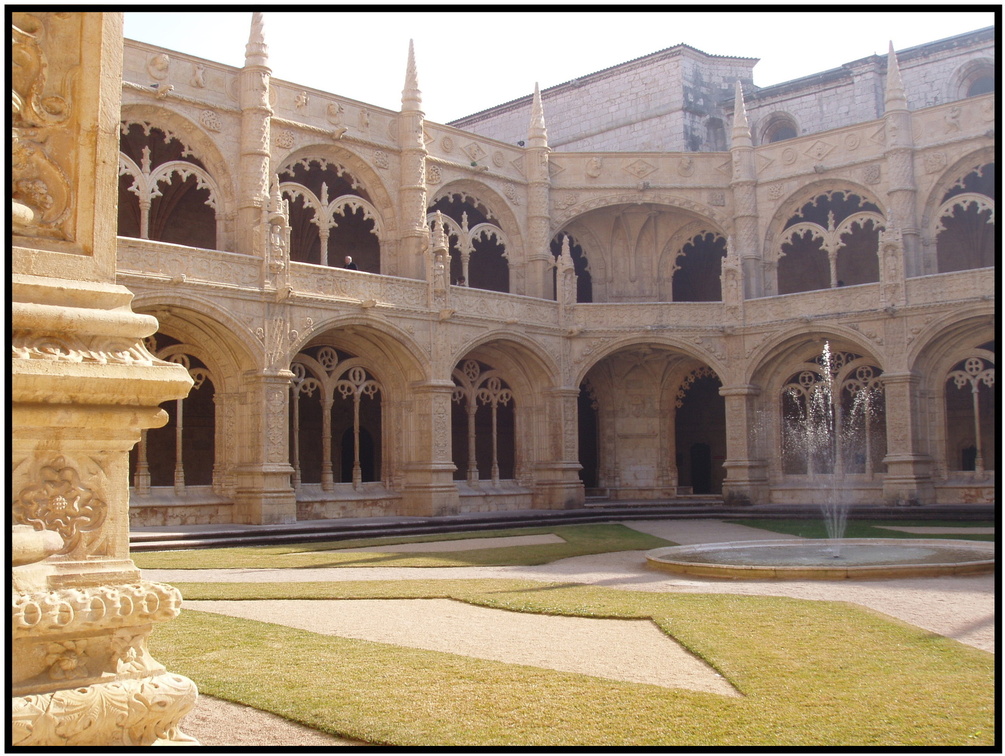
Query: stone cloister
[[109, 15, 994, 527], [10, 11, 994, 743]]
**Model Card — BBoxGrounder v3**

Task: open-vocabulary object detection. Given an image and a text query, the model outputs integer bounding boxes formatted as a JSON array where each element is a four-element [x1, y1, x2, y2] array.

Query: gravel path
[[155, 519, 994, 745]]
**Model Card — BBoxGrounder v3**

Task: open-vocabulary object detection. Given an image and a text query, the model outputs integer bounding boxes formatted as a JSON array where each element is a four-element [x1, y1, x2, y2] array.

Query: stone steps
[[129, 502, 995, 551]]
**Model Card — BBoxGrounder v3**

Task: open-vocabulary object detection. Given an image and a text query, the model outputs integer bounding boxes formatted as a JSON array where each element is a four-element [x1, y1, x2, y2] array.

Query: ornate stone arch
[[428, 179, 524, 254], [551, 191, 727, 232], [907, 312, 995, 479], [276, 143, 397, 231], [657, 220, 728, 302], [289, 315, 430, 394], [119, 104, 237, 250], [429, 181, 522, 291], [918, 148, 995, 275], [573, 334, 727, 389], [765, 181, 887, 295], [130, 294, 261, 383]]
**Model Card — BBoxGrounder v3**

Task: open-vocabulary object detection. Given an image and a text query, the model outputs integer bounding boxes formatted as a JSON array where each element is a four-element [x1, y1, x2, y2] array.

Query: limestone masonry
[[9, 11, 995, 744]]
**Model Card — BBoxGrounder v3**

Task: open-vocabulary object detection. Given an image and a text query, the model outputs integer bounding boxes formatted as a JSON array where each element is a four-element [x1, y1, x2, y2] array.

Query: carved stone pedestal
[[11, 11, 200, 746]]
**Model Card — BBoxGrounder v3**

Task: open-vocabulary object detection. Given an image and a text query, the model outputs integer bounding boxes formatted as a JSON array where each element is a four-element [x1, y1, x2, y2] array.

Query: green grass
[[152, 579, 995, 747], [133, 523, 674, 569], [727, 519, 995, 541]]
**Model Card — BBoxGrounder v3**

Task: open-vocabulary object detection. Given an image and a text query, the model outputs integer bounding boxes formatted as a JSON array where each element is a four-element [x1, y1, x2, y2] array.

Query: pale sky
[[123, 10, 995, 124]]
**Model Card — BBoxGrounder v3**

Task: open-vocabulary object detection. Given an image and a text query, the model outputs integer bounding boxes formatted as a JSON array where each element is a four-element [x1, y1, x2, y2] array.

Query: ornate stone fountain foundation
[[11, 12, 199, 745]]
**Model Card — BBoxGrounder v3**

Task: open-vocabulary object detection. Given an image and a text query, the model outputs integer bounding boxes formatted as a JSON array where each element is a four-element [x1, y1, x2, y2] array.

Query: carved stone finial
[[884, 41, 907, 112], [402, 39, 422, 112], [432, 211, 448, 253], [528, 82, 548, 148], [245, 12, 269, 68], [731, 80, 752, 148]]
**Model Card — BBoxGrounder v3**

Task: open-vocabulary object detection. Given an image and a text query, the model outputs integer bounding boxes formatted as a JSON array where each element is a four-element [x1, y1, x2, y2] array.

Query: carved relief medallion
[[13, 457, 106, 557]]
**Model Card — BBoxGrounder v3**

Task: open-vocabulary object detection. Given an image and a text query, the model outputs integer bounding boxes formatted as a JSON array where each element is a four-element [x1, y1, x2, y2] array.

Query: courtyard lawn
[[727, 518, 995, 541], [131, 523, 674, 569], [152, 579, 995, 747]]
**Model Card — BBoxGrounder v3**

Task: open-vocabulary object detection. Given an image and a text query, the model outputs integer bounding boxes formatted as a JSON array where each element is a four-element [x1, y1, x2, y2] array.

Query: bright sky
[[123, 10, 995, 124]]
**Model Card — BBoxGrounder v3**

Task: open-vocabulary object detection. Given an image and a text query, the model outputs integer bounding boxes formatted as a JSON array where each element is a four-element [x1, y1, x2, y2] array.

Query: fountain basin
[[645, 538, 995, 580]]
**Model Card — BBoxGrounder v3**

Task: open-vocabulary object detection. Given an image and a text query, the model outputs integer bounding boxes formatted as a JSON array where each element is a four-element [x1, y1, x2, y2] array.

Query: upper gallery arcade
[[106, 13, 994, 526]]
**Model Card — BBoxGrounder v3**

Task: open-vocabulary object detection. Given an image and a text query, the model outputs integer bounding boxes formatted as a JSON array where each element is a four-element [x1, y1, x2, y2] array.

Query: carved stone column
[[11, 12, 198, 745], [719, 384, 770, 505], [231, 369, 298, 524], [879, 371, 935, 506], [400, 380, 461, 516], [532, 387, 586, 509]]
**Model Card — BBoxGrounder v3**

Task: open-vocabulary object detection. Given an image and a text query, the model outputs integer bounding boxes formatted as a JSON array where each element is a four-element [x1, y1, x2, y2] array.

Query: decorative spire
[[402, 39, 422, 112], [731, 80, 752, 148], [884, 41, 907, 112], [528, 83, 548, 148], [245, 12, 269, 68]]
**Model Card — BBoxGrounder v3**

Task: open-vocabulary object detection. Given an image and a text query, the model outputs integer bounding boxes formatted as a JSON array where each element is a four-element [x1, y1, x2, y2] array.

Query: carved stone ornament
[[923, 151, 947, 174], [199, 109, 222, 132], [624, 159, 656, 179], [190, 63, 206, 88], [373, 150, 390, 169], [463, 142, 487, 163], [11, 330, 159, 366], [12, 581, 184, 637], [326, 101, 344, 125], [11, 15, 74, 238], [492, 150, 506, 167], [13, 456, 107, 556], [12, 673, 198, 746], [427, 164, 442, 185], [147, 53, 170, 81], [441, 136, 454, 153], [275, 130, 296, 149], [862, 164, 881, 185]]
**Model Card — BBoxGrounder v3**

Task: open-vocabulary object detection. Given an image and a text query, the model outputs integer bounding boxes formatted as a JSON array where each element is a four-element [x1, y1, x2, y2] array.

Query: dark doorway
[[578, 386, 599, 488], [690, 442, 712, 494]]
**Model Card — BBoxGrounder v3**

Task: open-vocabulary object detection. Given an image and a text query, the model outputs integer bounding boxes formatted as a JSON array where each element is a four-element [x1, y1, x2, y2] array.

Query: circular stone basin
[[645, 538, 995, 580]]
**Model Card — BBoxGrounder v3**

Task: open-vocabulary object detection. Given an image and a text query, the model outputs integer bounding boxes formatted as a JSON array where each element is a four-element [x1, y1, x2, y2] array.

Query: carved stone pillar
[[719, 384, 770, 505], [400, 381, 460, 516], [532, 388, 586, 509], [879, 371, 935, 506], [11, 12, 198, 745], [231, 369, 297, 524]]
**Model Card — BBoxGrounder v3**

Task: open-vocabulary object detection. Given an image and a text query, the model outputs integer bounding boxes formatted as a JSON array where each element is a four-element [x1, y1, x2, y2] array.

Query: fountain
[[646, 342, 995, 580]]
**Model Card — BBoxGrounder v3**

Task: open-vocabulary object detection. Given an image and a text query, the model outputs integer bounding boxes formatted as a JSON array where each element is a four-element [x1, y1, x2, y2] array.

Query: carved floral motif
[[11, 673, 198, 746], [13, 457, 106, 556]]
